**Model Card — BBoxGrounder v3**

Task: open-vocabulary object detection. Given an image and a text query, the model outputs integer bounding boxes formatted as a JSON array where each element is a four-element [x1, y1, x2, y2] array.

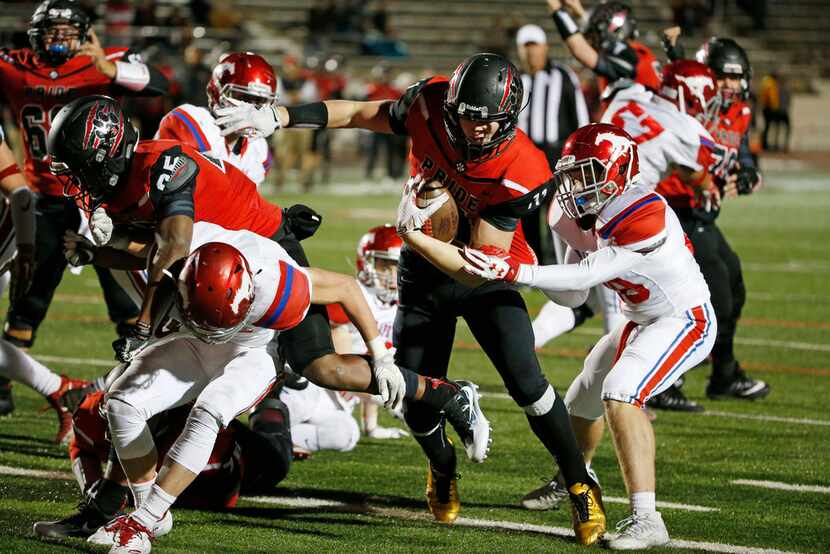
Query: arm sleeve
[[593, 41, 639, 81], [110, 49, 169, 96], [480, 179, 556, 231], [148, 148, 199, 220], [522, 245, 643, 291], [387, 78, 430, 135], [540, 246, 591, 307], [737, 131, 755, 169]]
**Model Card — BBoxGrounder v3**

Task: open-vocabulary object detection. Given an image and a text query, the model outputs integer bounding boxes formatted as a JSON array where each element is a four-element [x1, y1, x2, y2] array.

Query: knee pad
[[166, 404, 222, 475], [522, 384, 557, 417], [106, 396, 155, 460]]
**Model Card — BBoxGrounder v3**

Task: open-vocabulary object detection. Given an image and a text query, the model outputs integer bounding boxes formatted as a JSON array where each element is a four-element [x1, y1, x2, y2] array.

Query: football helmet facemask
[[356, 224, 402, 305], [207, 51, 279, 137], [696, 37, 752, 107], [28, 0, 90, 66]]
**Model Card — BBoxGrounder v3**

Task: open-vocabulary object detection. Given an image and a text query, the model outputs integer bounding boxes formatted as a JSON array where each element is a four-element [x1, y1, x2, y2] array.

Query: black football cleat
[[441, 380, 491, 463], [0, 377, 14, 416], [647, 383, 704, 412], [33, 495, 122, 538], [706, 367, 770, 400]]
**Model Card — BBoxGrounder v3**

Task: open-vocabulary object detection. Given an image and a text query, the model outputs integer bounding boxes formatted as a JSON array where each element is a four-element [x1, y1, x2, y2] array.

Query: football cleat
[[646, 384, 704, 412], [101, 515, 154, 554], [0, 377, 13, 416], [568, 481, 606, 546], [426, 463, 460, 524], [33, 495, 121, 538], [608, 511, 670, 550], [88, 511, 172, 546], [521, 466, 600, 511], [706, 367, 770, 400], [441, 380, 491, 463], [45, 374, 92, 444]]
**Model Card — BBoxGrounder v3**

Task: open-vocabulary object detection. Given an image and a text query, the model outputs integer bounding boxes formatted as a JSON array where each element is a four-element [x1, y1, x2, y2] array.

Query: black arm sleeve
[[110, 48, 170, 97], [387, 78, 431, 136], [148, 146, 199, 220], [593, 41, 638, 81], [480, 180, 555, 231], [737, 131, 756, 169]]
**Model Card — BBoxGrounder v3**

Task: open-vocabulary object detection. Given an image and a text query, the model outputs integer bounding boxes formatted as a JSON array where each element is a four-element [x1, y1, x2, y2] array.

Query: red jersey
[[0, 47, 135, 196], [102, 140, 282, 237], [389, 77, 553, 264], [656, 101, 751, 208], [597, 40, 662, 95]]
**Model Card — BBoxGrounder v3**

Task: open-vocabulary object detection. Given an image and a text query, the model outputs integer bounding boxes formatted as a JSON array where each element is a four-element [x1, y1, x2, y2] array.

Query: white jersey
[[334, 282, 397, 354], [546, 186, 710, 324], [154, 104, 272, 186], [601, 85, 715, 189], [167, 222, 311, 348]]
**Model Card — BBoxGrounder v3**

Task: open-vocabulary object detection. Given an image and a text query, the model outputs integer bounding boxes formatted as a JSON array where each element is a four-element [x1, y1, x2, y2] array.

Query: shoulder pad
[[149, 146, 199, 194]]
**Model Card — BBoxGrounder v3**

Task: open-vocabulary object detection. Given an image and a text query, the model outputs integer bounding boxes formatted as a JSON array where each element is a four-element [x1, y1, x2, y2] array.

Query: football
[[416, 180, 459, 242]]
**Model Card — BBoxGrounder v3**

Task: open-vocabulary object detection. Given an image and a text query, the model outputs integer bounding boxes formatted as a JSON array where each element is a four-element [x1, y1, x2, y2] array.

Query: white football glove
[[461, 245, 526, 283], [367, 337, 405, 410], [214, 99, 282, 138], [89, 207, 114, 246], [396, 177, 449, 235], [366, 426, 410, 440]]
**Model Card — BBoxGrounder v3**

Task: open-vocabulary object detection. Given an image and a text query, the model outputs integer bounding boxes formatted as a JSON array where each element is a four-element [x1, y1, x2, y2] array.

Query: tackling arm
[[275, 100, 394, 133], [138, 215, 193, 327]]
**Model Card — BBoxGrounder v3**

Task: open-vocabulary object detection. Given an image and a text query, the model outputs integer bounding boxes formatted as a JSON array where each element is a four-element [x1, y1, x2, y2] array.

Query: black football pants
[[678, 213, 746, 383], [5, 195, 139, 344]]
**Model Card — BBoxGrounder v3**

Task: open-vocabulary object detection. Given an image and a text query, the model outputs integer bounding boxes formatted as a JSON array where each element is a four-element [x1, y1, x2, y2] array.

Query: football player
[[462, 124, 716, 550], [48, 96, 482, 459], [655, 37, 769, 401], [0, 1, 169, 407], [0, 122, 89, 440], [256, 53, 607, 543], [33, 389, 292, 539]]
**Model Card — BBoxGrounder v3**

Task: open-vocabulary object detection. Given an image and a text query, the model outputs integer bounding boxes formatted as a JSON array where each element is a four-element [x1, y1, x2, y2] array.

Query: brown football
[[416, 181, 459, 243]]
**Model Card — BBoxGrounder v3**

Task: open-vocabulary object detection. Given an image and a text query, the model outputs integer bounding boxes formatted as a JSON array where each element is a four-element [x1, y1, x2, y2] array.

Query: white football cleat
[[86, 515, 155, 553], [88, 511, 172, 546], [442, 380, 491, 463], [608, 511, 670, 550]]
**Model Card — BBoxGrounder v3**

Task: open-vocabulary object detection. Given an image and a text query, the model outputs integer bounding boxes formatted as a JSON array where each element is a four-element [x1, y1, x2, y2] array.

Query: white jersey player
[[154, 52, 277, 186], [462, 124, 715, 551]]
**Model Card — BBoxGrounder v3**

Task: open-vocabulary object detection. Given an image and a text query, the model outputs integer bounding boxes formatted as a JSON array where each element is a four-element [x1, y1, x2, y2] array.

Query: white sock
[[630, 491, 657, 514], [130, 477, 156, 508], [0, 339, 62, 396], [532, 301, 576, 349], [132, 483, 176, 528]]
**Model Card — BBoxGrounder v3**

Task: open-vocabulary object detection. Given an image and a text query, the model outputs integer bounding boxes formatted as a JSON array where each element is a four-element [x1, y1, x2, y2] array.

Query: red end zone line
[[0, 465, 799, 554]]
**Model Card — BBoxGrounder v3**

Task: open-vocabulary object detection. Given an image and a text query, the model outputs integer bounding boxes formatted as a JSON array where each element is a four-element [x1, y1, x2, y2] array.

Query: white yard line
[[479, 392, 830, 427], [33, 354, 116, 368], [0, 465, 802, 553], [730, 479, 830, 494]]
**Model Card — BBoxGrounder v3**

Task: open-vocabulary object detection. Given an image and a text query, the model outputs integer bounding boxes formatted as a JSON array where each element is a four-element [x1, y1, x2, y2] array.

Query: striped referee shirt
[[519, 61, 590, 163]]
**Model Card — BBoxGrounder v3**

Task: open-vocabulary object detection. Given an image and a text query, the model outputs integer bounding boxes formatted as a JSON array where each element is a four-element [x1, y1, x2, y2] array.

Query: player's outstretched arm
[[307, 268, 382, 348], [275, 100, 394, 133], [547, 0, 600, 70]]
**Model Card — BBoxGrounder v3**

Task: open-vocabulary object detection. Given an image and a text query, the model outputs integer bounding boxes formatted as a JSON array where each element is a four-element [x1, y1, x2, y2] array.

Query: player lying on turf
[[460, 124, 716, 550], [0, 122, 89, 441], [33, 389, 292, 539]]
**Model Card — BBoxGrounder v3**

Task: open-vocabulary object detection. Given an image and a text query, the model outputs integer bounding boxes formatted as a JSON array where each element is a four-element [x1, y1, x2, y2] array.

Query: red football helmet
[[356, 224, 402, 304], [659, 60, 720, 124], [206, 52, 279, 130], [555, 123, 639, 220], [176, 242, 255, 344]]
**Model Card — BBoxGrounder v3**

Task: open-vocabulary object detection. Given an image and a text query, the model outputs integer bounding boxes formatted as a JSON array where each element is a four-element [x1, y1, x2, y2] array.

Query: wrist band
[[286, 102, 329, 129], [552, 9, 580, 40], [114, 60, 150, 91]]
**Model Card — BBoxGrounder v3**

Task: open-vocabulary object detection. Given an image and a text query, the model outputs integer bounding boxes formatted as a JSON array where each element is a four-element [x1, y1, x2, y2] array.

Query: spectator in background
[[311, 55, 347, 184], [209, 0, 241, 30], [761, 72, 791, 151], [275, 56, 319, 191], [364, 64, 405, 182], [307, 0, 337, 54], [104, 0, 134, 44], [515, 23, 589, 264]]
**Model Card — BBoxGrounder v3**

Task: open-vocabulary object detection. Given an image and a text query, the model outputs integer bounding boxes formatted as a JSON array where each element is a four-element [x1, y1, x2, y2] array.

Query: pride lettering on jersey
[[255, 261, 310, 331], [418, 156, 481, 215]]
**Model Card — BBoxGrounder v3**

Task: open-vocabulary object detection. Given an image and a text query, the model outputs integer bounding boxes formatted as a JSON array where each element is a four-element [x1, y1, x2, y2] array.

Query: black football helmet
[[47, 95, 139, 211], [696, 37, 751, 105], [443, 53, 523, 161], [28, 0, 91, 66], [583, 2, 639, 51]]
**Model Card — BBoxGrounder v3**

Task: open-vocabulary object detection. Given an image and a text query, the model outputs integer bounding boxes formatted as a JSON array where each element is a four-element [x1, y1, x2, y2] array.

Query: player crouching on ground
[[460, 124, 716, 550]]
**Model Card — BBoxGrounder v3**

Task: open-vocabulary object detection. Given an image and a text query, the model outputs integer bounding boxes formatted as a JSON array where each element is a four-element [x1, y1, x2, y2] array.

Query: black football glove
[[285, 204, 322, 241], [733, 165, 760, 195], [64, 230, 96, 266], [9, 244, 35, 306], [112, 321, 152, 363]]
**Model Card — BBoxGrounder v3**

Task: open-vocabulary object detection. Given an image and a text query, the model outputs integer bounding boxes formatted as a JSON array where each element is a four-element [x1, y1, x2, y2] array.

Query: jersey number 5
[[155, 155, 180, 190], [610, 102, 664, 145]]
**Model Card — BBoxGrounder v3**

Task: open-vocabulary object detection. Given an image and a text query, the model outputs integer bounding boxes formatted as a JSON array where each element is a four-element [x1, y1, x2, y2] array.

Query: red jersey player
[[264, 53, 606, 544], [0, 0, 168, 362]]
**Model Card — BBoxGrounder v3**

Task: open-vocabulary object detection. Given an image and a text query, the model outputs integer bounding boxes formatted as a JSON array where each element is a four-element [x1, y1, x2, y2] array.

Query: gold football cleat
[[568, 481, 607, 546], [426, 463, 460, 524]]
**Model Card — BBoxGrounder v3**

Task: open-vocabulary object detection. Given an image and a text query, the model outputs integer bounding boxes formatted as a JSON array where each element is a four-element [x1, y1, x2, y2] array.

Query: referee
[[516, 23, 589, 264]]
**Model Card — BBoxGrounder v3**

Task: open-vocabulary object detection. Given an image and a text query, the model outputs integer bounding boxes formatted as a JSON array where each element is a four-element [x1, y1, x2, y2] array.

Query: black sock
[[413, 424, 456, 475], [90, 479, 129, 515], [526, 397, 589, 488], [419, 377, 460, 411]]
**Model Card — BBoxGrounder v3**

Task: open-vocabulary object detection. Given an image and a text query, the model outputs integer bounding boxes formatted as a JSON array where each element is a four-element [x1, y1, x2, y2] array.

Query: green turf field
[[0, 175, 828, 553]]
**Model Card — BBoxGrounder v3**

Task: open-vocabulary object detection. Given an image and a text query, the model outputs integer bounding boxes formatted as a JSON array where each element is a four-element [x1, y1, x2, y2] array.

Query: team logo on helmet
[[676, 74, 716, 113], [82, 99, 125, 157], [595, 131, 632, 164]]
